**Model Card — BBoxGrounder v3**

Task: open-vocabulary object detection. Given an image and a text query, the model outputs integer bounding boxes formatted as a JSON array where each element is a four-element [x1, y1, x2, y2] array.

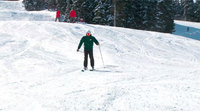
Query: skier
[[55, 10, 61, 22], [77, 30, 99, 71], [187, 27, 190, 32], [69, 9, 77, 23]]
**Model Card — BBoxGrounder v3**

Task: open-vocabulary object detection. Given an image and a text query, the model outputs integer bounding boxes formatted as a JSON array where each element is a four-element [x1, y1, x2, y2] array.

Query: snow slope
[[0, 1, 55, 21], [174, 20, 200, 41], [0, 1, 200, 111]]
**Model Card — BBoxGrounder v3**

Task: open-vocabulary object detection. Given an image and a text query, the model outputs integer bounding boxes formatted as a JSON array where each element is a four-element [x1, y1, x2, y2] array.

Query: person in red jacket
[[69, 9, 77, 23], [55, 10, 61, 22]]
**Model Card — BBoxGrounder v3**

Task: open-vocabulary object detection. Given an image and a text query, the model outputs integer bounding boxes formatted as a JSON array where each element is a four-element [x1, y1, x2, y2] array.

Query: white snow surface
[[0, 1, 55, 21], [0, 1, 200, 111]]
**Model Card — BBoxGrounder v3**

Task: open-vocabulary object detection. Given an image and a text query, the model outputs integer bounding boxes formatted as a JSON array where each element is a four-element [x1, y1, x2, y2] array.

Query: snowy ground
[[0, 1, 55, 21], [174, 20, 200, 41], [0, 1, 200, 111]]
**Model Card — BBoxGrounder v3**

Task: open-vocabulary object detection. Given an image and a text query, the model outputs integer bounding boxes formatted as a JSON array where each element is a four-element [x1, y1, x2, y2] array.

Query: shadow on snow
[[173, 24, 200, 41]]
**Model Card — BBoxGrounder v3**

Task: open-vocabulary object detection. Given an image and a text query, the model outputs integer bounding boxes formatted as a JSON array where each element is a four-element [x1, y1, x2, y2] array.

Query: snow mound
[[0, 1, 24, 11], [174, 20, 200, 41], [0, 1, 55, 21]]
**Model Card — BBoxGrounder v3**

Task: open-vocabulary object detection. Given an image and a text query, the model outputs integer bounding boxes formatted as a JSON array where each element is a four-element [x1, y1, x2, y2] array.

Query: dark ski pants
[[55, 17, 60, 22], [84, 50, 94, 68], [70, 17, 76, 23]]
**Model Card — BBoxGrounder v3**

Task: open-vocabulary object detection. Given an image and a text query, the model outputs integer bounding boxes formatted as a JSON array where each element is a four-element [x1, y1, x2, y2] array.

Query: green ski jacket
[[78, 35, 99, 51]]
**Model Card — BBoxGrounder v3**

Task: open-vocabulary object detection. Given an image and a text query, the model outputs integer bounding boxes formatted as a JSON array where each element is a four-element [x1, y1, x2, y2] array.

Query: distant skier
[[187, 27, 190, 32], [55, 10, 61, 22], [77, 30, 99, 70], [69, 9, 77, 23]]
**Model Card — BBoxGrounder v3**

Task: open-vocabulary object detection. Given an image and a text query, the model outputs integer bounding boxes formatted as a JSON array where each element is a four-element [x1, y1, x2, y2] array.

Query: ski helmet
[[86, 30, 91, 36]]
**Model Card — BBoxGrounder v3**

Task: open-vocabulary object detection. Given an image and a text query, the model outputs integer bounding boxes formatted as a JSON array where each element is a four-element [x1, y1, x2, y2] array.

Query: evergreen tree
[[142, 0, 158, 31], [93, 0, 113, 25], [23, 0, 46, 11], [156, 0, 174, 33], [47, 0, 57, 10], [117, 0, 144, 29], [193, 2, 200, 22], [62, 0, 72, 22], [173, 0, 184, 20], [57, 0, 67, 12], [73, 0, 97, 23], [115, 0, 130, 28], [134, 1, 146, 29], [184, 0, 194, 21]]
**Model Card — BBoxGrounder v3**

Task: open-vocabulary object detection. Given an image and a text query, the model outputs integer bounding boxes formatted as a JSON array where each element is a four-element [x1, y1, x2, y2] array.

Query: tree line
[[173, 0, 200, 22], [22, 0, 200, 33]]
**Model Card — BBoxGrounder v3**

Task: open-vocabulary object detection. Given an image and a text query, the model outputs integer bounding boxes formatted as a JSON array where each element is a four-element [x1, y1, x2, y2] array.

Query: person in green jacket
[[77, 30, 99, 70]]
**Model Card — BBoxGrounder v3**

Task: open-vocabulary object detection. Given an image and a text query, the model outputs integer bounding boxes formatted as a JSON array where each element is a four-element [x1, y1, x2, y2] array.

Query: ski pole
[[98, 45, 105, 68]]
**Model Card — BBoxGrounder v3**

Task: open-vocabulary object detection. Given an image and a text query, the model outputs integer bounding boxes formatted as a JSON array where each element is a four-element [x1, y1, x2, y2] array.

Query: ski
[[90, 69, 95, 71], [81, 69, 95, 72]]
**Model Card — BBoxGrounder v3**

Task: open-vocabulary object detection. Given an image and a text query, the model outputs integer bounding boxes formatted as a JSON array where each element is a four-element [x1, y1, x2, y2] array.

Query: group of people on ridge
[[55, 9, 84, 23]]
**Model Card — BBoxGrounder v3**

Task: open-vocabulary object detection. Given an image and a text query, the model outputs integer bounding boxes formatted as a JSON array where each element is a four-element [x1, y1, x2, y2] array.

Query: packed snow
[[174, 20, 200, 41], [0, 1, 55, 21], [0, 1, 200, 111]]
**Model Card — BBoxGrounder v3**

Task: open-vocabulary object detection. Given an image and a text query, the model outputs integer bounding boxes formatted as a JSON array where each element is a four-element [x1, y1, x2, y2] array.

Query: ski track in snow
[[0, 1, 200, 111]]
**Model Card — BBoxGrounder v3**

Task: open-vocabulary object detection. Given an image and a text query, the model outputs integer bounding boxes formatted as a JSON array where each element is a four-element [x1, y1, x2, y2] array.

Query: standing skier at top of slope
[[77, 30, 99, 70], [69, 9, 76, 23], [55, 10, 61, 22]]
